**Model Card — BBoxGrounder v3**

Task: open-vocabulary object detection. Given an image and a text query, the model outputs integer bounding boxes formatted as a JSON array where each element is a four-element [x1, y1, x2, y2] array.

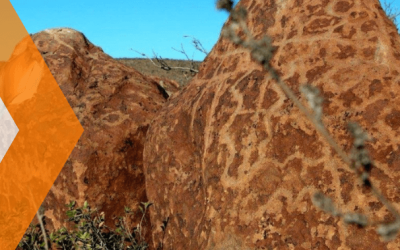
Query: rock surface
[[0, 31, 83, 250], [30, 28, 179, 242], [144, 0, 400, 249]]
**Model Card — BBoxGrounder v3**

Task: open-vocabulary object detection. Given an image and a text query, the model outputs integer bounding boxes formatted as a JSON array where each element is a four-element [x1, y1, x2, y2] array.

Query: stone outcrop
[[0, 29, 84, 249], [29, 28, 179, 242], [143, 0, 400, 249]]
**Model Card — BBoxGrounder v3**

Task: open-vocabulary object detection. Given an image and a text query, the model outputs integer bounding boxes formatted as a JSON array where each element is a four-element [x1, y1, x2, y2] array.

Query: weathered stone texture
[[144, 0, 400, 249], [29, 28, 179, 243]]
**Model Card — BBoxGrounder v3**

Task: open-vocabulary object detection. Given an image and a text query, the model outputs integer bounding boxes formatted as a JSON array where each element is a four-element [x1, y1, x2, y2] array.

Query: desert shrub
[[17, 201, 152, 250], [132, 36, 208, 75]]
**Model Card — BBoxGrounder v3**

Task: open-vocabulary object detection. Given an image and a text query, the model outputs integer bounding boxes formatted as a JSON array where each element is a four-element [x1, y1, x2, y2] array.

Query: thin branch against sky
[[9, 0, 236, 61], [8, 0, 400, 61]]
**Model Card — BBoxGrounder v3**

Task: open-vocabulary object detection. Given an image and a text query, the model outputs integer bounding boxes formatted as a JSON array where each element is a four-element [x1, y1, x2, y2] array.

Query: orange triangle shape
[[0, 1, 84, 249]]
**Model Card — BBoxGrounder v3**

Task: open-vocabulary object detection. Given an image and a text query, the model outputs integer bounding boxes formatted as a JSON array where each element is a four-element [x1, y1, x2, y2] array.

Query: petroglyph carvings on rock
[[144, 0, 400, 249]]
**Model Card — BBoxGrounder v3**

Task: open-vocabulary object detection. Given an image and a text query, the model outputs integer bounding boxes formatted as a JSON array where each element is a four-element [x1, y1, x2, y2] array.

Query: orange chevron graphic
[[0, 1, 84, 249]]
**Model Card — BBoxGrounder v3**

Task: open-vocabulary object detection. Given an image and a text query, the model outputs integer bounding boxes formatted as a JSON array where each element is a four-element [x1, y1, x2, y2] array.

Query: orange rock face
[[144, 0, 400, 249], [30, 28, 179, 242]]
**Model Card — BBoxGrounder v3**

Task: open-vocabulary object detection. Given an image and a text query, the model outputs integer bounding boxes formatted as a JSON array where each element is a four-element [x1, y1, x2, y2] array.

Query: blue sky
[[9, 0, 235, 61], [8, 0, 400, 61]]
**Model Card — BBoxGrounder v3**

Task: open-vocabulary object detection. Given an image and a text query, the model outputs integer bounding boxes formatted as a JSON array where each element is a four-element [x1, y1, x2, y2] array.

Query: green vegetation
[[17, 201, 152, 250]]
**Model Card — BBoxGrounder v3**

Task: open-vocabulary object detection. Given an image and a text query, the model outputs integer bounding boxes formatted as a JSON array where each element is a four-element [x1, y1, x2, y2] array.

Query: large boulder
[[0, 30, 84, 249], [30, 28, 179, 241], [144, 0, 400, 249]]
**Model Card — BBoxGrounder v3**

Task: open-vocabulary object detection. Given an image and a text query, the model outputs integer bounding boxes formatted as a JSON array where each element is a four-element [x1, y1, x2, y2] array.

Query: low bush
[[17, 201, 152, 250]]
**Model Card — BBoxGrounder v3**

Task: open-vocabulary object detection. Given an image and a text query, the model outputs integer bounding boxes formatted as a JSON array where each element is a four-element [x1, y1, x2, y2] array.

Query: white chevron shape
[[0, 97, 18, 163]]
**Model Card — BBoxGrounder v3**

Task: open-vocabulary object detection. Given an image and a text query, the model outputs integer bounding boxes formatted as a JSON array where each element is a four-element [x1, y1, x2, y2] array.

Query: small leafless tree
[[132, 36, 208, 74]]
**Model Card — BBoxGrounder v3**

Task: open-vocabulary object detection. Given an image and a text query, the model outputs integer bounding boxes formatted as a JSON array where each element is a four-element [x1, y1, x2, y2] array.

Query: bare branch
[[183, 35, 208, 55], [171, 43, 191, 61], [131, 48, 198, 73], [171, 43, 197, 72], [383, 0, 400, 28], [131, 49, 170, 70], [152, 50, 172, 71]]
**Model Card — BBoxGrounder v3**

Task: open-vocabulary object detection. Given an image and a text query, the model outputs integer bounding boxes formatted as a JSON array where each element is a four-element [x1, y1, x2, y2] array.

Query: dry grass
[[116, 57, 202, 88]]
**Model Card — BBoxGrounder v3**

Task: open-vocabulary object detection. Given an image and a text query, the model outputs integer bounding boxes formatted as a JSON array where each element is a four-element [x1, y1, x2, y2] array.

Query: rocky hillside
[[29, 27, 180, 245], [11, 0, 400, 249], [117, 58, 202, 88]]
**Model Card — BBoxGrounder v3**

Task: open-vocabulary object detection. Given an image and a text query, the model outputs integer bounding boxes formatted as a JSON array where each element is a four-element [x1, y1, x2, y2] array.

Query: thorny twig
[[217, 0, 400, 241], [131, 39, 205, 73], [171, 44, 198, 73], [132, 35, 208, 74], [183, 35, 208, 55]]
